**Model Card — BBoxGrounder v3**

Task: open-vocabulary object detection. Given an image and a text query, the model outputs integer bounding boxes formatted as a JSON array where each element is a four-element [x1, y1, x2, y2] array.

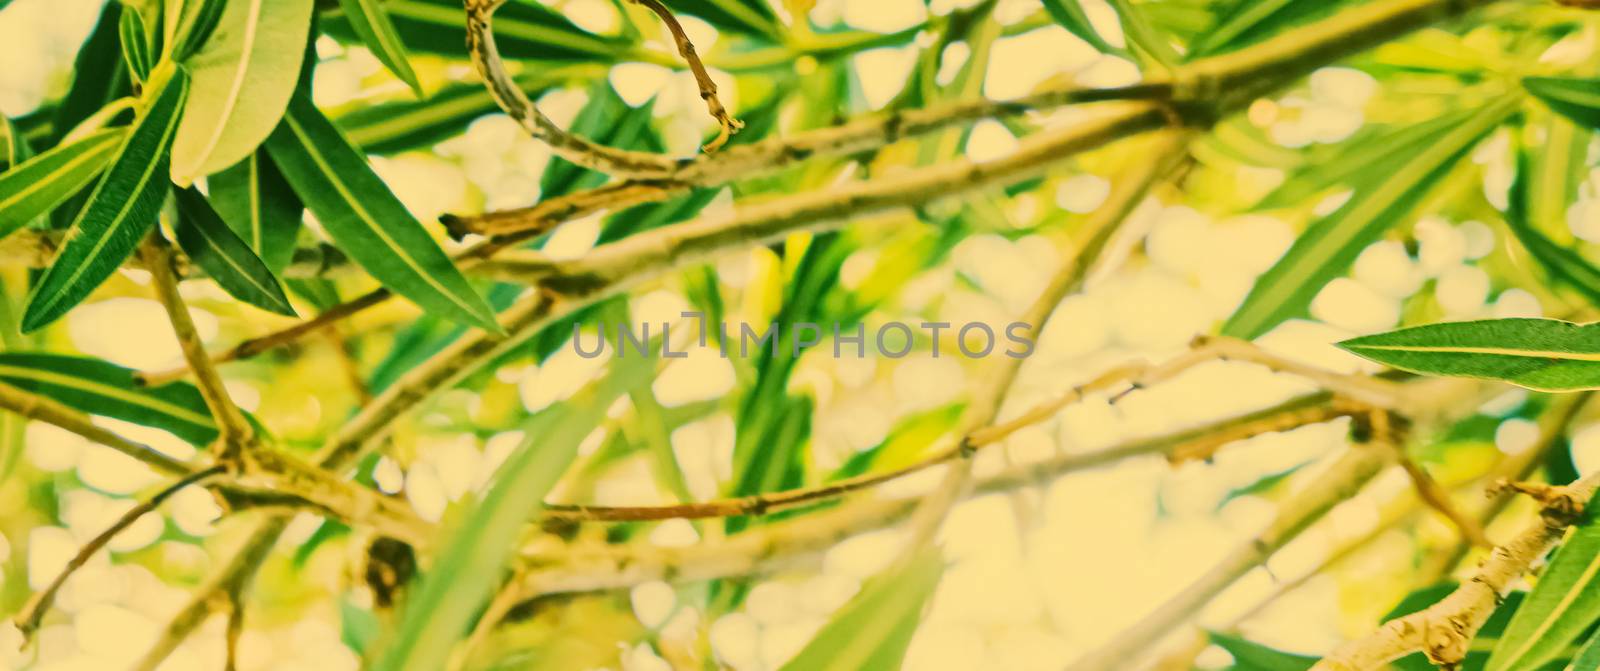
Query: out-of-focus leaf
[[1524, 109, 1591, 244], [21, 63, 190, 333], [831, 404, 962, 479], [1338, 319, 1600, 392], [171, 186, 295, 315], [0, 115, 30, 172], [1388, 585, 1527, 670], [1487, 505, 1600, 671], [1222, 97, 1516, 339], [264, 91, 501, 332], [542, 82, 656, 197], [1567, 628, 1600, 671], [1192, 0, 1355, 56], [52, 3, 132, 148], [341, 599, 381, 657], [1527, 77, 1600, 130], [171, 0, 226, 60], [1040, 0, 1122, 54], [1109, 0, 1178, 66], [206, 151, 303, 274], [778, 547, 944, 671], [337, 71, 571, 154], [119, 7, 156, 83], [1199, 117, 1304, 170], [335, 0, 422, 96], [662, 0, 779, 39], [371, 358, 651, 671], [1253, 108, 1477, 211], [169, 0, 314, 183], [0, 352, 217, 444], [1504, 149, 1600, 306], [1208, 632, 1317, 670], [0, 128, 124, 238], [323, 0, 631, 62]]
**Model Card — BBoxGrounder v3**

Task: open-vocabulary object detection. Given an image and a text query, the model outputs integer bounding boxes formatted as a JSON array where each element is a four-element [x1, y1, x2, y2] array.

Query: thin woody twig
[[1398, 452, 1493, 548], [140, 235, 253, 459], [224, 583, 244, 671], [628, 0, 743, 151], [13, 465, 226, 639], [0, 380, 191, 475]]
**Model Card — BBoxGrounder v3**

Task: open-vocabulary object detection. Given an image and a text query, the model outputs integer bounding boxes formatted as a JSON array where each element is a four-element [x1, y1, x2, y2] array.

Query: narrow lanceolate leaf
[[1252, 107, 1478, 211], [1, 115, 32, 171], [264, 92, 500, 332], [1338, 319, 1600, 392], [778, 548, 944, 671], [171, 0, 227, 60], [119, 7, 155, 83], [1040, 0, 1122, 54], [1567, 628, 1600, 671], [171, 187, 295, 315], [0, 128, 124, 238], [1207, 632, 1317, 670], [21, 64, 190, 333], [1486, 510, 1600, 671], [1192, 0, 1296, 56], [336, 70, 567, 154], [169, 0, 313, 184], [0, 352, 217, 444], [371, 359, 651, 671], [322, 0, 629, 62], [1526, 77, 1600, 129], [1505, 149, 1600, 305], [207, 151, 302, 273], [1222, 96, 1517, 339], [335, 0, 423, 96]]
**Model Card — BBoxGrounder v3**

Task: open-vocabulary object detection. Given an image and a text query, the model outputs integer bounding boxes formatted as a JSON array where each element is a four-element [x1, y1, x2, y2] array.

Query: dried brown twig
[[628, 0, 744, 151]]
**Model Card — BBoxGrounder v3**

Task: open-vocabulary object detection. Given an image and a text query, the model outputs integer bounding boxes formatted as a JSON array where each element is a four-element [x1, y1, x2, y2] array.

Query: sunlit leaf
[[1486, 507, 1600, 671], [334, 0, 423, 96], [1222, 96, 1516, 339], [206, 151, 303, 274], [664, 0, 780, 39], [21, 63, 190, 333], [370, 358, 652, 671], [1209, 632, 1317, 670], [1040, 0, 1122, 54], [171, 186, 295, 316], [1566, 628, 1600, 671], [778, 547, 944, 671], [337, 70, 569, 155], [264, 91, 500, 332], [1505, 147, 1600, 306], [0, 128, 124, 238], [171, 0, 227, 60], [169, 0, 314, 183], [1338, 318, 1600, 392], [118, 6, 155, 83], [0, 352, 217, 444]]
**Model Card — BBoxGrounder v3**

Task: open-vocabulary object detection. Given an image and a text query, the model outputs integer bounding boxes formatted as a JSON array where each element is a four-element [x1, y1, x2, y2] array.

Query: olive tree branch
[[13, 464, 226, 639], [628, 0, 743, 151], [0, 380, 192, 474]]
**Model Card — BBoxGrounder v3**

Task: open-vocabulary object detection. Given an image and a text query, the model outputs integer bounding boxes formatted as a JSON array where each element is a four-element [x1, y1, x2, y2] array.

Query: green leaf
[[169, 0, 314, 184], [171, 0, 227, 60], [1505, 148, 1600, 306], [1191, 0, 1355, 57], [0, 128, 124, 238], [206, 151, 303, 274], [51, 3, 133, 148], [171, 186, 295, 316], [1208, 632, 1317, 670], [662, 0, 779, 39], [778, 547, 944, 671], [264, 91, 500, 332], [1338, 319, 1600, 392], [1524, 106, 1591, 244], [370, 359, 651, 671], [1221, 97, 1516, 339], [1, 115, 32, 172], [1487, 504, 1600, 671], [1040, 0, 1122, 54], [21, 63, 191, 333], [337, 70, 568, 154], [1527, 77, 1600, 130], [335, 0, 423, 96], [340, 599, 381, 657], [119, 7, 156, 83], [324, 0, 630, 62], [1252, 108, 1480, 211], [0, 352, 217, 445], [1566, 628, 1600, 671]]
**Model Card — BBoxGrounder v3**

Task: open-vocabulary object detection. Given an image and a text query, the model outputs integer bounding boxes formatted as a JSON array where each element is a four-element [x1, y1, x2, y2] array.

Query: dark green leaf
[[171, 186, 295, 316], [172, 0, 228, 60], [660, 0, 778, 39], [21, 63, 191, 333], [334, 0, 423, 96], [207, 151, 303, 274], [1209, 632, 1317, 670], [170, 0, 315, 183], [0, 352, 216, 444], [0, 128, 124, 238], [1527, 77, 1600, 130], [1567, 628, 1600, 671], [1338, 318, 1600, 392], [371, 358, 652, 671], [264, 91, 501, 332], [51, 3, 133, 149], [1040, 0, 1122, 54], [1253, 108, 1480, 211], [323, 0, 631, 62], [119, 7, 155, 83], [1488, 504, 1600, 671], [336, 71, 568, 154], [1505, 148, 1600, 306], [1222, 97, 1516, 339], [778, 547, 944, 671]]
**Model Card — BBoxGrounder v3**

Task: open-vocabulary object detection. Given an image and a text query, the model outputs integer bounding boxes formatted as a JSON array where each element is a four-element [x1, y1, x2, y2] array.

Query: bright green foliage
[[1488, 508, 1600, 671], [1339, 319, 1600, 391], [170, 186, 295, 315]]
